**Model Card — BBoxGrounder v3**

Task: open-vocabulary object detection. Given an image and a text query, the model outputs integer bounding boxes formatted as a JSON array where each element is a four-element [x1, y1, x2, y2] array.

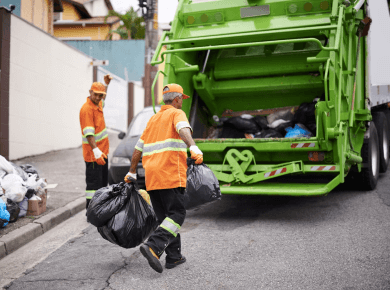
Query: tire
[[360, 122, 380, 190], [372, 112, 389, 173]]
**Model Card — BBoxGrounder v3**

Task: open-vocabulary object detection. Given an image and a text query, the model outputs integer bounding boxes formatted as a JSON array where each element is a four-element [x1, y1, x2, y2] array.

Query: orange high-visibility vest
[[135, 105, 192, 191], [79, 97, 109, 162]]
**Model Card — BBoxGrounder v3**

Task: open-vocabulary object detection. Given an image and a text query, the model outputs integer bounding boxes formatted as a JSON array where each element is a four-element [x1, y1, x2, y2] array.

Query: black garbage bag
[[293, 102, 316, 124], [305, 121, 317, 135], [224, 116, 260, 133], [256, 129, 283, 138], [19, 164, 39, 177], [253, 116, 268, 131], [273, 121, 295, 135], [97, 182, 158, 249], [10, 163, 28, 181], [219, 125, 246, 138], [87, 183, 130, 228], [6, 198, 20, 223], [185, 158, 222, 210], [25, 188, 35, 199]]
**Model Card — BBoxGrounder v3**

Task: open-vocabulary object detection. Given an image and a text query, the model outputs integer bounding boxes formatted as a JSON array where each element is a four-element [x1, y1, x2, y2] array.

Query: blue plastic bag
[[285, 124, 313, 138], [0, 198, 10, 228]]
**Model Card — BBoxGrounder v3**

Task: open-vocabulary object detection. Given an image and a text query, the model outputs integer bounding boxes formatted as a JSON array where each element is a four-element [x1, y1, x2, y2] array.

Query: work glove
[[190, 145, 203, 165], [93, 147, 107, 166], [124, 172, 137, 183]]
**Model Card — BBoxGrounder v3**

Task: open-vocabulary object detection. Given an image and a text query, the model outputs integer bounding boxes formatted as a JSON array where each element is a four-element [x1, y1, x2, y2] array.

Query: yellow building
[[17, 0, 119, 40], [53, 0, 120, 40], [19, 0, 63, 35]]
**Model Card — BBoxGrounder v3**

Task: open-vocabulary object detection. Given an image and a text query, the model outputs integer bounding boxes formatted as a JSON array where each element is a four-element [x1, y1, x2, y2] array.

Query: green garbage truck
[[150, 0, 390, 196]]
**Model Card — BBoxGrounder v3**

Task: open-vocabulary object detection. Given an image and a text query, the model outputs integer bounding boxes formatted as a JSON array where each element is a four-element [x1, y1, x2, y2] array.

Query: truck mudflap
[[206, 148, 342, 196]]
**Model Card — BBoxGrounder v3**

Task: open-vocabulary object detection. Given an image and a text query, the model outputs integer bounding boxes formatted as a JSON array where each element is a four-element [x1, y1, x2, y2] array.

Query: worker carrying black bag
[[184, 158, 222, 210], [87, 182, 159, 249]]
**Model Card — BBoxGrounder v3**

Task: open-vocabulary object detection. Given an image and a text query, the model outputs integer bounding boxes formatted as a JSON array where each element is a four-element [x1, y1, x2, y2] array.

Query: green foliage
[[105, 7, 145, 40]]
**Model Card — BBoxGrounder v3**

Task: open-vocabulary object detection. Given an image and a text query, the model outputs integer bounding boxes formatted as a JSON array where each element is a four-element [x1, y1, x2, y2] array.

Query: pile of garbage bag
[[208, 98, 319, 139], [0, 155, 47, 227], [87, 182, 158, 249]]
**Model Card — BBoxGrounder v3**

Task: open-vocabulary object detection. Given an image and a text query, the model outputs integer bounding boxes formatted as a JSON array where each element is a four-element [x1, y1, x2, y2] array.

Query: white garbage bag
[[0, 155, 14, 174], [2, 174, 27, 203]]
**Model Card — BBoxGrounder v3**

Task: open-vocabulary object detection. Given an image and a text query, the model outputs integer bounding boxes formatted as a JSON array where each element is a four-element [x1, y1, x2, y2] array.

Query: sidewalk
[[0, 130, 122, 259]]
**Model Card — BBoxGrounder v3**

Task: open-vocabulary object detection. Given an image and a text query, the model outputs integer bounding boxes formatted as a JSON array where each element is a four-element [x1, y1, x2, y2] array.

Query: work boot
[[140, 244, 163, 273], [165, 256, 186, 269]]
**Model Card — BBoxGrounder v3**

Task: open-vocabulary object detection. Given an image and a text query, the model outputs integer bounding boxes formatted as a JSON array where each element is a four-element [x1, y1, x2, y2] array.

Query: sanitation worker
[[124, 84, 203, 273], [80, 75, 112, 209]]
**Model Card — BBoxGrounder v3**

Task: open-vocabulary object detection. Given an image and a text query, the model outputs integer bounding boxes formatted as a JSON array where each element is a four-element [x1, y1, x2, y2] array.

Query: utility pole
[[141, 0, 158, 107]]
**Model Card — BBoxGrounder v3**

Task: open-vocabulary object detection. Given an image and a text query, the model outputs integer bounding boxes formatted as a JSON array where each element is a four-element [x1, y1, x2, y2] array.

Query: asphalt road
[[2, 173, 390, 290]]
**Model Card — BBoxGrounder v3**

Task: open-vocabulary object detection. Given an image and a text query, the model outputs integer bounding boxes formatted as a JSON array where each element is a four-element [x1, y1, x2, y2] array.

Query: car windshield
[[127, 108, 160, 137]]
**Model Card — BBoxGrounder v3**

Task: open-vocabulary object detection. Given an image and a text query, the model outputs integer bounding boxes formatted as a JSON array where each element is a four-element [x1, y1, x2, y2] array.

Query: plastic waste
[[224, 116, 260, 133], [256, 129, 283, 138], [18, 196, 28, 217], [185, 158, 222, 210], [268, 119, 291, 129], [285, 124, 314, 138], [10, 163, 28, 181], [6, 198, 20, 223], [267, 108, 295, 124], [305, 122, 317, 135], [0, 198, 10, 228], [2, 174, 27, 202], [253, 116, 268, 131], [97, 182, 159, 249], [293, 102, 316, 125], [19, 164, 39, 177], [87, 183, 130, 227], [0, 155, 14, 174], [273, 121, 295, 135], [0, 169, 7, 180], [219, 126, 246, 138]]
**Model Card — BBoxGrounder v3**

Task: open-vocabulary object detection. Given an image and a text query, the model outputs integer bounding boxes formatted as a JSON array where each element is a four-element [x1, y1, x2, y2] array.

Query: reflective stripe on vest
[[82, 128, 108, 144], [143, 139, 187, 157], [83, 126, 95, 136], [159, 217, 181, 237], [86, 190, 95, 199], [135, 139, 144, 152]]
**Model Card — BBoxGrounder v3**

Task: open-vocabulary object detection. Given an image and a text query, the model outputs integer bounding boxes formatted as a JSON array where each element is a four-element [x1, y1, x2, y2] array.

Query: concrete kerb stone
[[0, 197, 86, 260], [0, 241, 6, 259], [65, 197, 86, 216], [34, 207, 72, 233], [0, 223, 43, 255]]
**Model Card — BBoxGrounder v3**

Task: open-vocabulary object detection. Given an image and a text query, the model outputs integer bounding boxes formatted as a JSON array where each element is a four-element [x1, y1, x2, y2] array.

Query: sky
[[110, 0, 179, 24]]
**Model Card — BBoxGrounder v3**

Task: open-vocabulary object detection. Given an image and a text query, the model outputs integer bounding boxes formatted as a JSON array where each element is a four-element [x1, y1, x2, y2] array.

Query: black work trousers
[[85, 158, 108, 209], [146, 187, 186, 263]]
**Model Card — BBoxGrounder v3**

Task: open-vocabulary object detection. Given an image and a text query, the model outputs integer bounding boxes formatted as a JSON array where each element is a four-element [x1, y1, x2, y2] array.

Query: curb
[[0, 197, 86, 259]]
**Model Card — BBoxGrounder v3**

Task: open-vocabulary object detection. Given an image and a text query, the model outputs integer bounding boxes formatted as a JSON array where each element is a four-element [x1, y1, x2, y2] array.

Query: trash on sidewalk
[[0, 155, 51, 227], [6, 198, 20, 223], [91, 182, 158, 249], [0, 198, 10, 228], [185, 158, 222, 210]]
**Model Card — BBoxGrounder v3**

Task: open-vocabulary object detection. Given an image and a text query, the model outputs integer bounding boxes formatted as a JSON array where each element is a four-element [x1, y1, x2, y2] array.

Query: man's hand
[[104, 74, 113, 86], [93, 147, 107, 165], [125, 172, 137, 183], [190, 145, 203, 165]]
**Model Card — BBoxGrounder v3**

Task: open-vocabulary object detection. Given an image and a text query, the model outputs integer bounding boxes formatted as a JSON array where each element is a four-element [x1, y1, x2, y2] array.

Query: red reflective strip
[[291, 144, 298, 148], [302, 143, 311, 148], [330, 166, 336, 171], [281, 167, 287, 173], [269, 170, 276, 176], [318, 166, 326, 170]]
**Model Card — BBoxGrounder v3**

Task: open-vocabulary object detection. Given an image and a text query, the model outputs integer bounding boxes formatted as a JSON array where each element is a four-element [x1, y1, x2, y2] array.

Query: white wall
[[133, 81, 145, 118], [97, 66, 128, 132], [9, 15, 93, 160], [84, 0, 109, 17]]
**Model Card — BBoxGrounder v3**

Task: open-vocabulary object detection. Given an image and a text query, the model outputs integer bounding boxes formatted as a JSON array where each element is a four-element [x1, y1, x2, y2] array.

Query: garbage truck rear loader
[[151, 0, 390, 196]]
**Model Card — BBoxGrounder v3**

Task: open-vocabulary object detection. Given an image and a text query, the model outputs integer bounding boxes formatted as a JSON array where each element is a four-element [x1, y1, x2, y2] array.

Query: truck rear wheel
[[360, 122, 380, 190], [372, 112, 389, 173]]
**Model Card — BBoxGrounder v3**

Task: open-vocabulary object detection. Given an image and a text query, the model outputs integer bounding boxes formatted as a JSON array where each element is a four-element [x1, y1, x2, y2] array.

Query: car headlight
[[111, 157, 131, 165]]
